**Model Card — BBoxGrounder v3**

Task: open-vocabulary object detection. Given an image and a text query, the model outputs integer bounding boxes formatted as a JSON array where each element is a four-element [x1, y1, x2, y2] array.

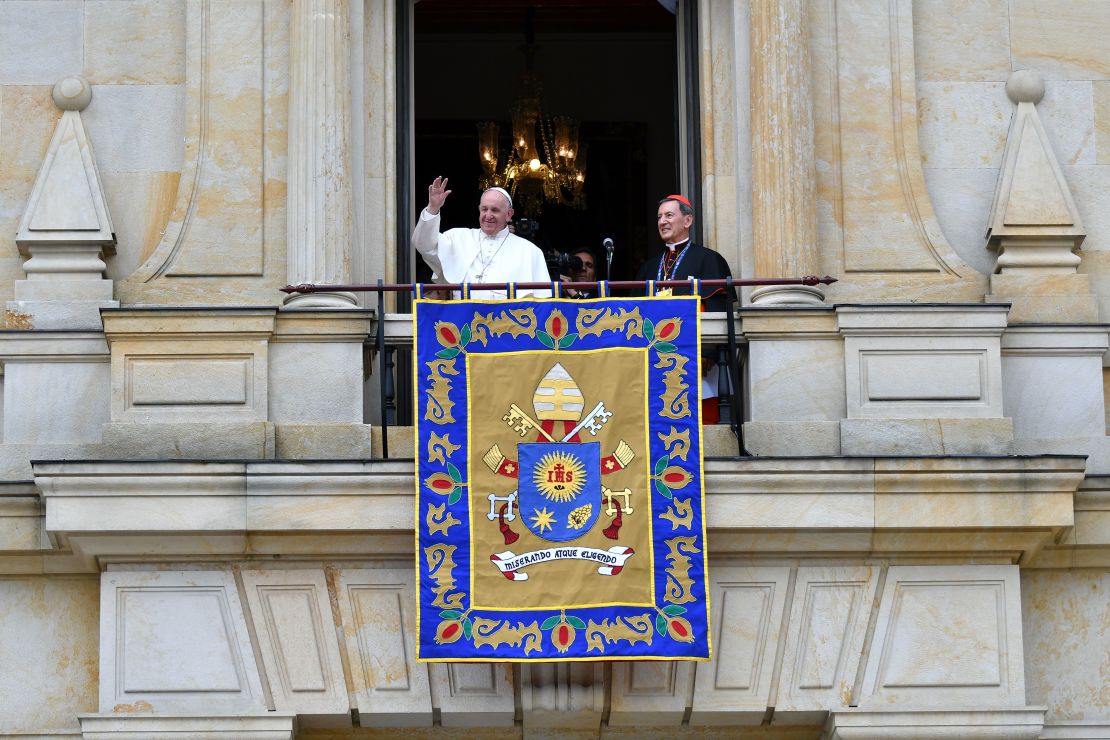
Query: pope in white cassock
[[412, 177, 551, 299]]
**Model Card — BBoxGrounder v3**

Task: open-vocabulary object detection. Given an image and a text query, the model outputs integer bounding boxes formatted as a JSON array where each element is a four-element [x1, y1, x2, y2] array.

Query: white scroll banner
[[489, 545, 635, 581]]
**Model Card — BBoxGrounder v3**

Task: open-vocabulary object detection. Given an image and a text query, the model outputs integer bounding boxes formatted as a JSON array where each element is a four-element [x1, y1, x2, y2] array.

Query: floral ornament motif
[[435, 321, 473, 359], [643, 317, 682, 353], [651, 455, 691, 499], [655, 605, 694, 643], [538, 309, 578, 350], [541, 612, 587, 653], [436, 609, 473, 644], [424, 462, 465, 505]]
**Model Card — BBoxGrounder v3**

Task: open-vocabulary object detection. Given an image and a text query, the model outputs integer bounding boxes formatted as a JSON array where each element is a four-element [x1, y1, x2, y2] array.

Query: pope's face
[[657, 201, 693, 244], [479, 191, 513, 236]]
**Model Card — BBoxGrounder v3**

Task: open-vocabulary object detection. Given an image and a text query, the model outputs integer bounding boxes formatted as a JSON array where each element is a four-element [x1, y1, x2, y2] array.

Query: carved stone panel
[[239, 568, 349, 723], [774, 566, 879, 723], [689, 566, 790, 725], [609, 660, 693, 726], [335, 567, 431, 727], [429, 663, 515, 727], [99, 570, 266, 714], [858, 564, 1026, 708]]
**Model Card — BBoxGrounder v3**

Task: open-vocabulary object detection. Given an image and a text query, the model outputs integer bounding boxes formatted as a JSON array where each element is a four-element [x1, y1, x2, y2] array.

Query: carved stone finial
[[52, 75, 92, 111], [1005, 69, 1044, 105]]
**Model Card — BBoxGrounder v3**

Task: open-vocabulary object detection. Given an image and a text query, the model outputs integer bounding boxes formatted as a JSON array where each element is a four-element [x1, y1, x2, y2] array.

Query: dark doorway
[[413, 0, 679, 283]]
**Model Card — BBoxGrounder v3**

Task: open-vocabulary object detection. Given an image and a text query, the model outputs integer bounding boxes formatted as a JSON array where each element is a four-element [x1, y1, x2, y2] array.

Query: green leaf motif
[[644, 318, 655, 342], [558, 333, 578, 349], [440, 609, 461, 619], [655, 341, 677, 354], [447, 488, 462, 506], [435, 347, 460, 360], [567, 615, 587, 630], [661, 605, 687, 616], [655, 614, 667, 636], [654, 455, 670, 475], [462, 617, 473, 640], [446, 462, 461, 483], [654, 478, 672, 499], [537, 331, 555, 349], [459, 323, 472, 347], [540, 615, 561, 631]]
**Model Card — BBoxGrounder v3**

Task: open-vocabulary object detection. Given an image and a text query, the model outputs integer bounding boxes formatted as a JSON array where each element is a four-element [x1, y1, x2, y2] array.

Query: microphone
[[602, 237, 614, 251], [602, 237, 615, 279]]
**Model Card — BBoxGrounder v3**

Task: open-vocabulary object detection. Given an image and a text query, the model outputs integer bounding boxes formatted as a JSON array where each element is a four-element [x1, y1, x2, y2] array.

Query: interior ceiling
[[414, 0, 675, 34]]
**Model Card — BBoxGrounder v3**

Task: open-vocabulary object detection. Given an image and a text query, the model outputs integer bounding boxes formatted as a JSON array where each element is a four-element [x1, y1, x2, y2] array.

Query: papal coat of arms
[[415, 295, 711, 662]]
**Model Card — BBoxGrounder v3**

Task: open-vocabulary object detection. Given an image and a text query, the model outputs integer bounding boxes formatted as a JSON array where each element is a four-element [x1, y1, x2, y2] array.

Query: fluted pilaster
[[285, 0, 357, 307], [749, 0, 823, 305]]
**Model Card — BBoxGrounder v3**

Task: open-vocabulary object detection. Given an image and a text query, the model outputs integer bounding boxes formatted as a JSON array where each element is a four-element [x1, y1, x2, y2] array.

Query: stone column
[[748, 0, 823, 305], [285, 0, 357, 308]]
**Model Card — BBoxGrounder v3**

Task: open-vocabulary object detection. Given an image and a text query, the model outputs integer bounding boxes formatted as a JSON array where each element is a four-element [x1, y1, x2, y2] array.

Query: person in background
[[635, 194, 735, 423], [634, 194, 732, 311], [561, 246, 599, 298], [412, 177, 550, 299]]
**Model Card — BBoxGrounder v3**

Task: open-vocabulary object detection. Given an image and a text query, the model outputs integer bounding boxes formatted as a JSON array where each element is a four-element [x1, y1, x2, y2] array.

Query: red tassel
[[498, 503, 519, 545], [602, 498, 622, 540]]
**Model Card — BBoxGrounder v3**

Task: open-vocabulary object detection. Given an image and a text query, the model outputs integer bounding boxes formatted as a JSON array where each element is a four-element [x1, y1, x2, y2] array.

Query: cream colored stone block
[[274, 423, 373, 459], [917, 81, 1009, 169], [2, 362, 109, 444], [100, 421, 275, 459], [1096, 81, 1110, 166], [0, 86, 57, 225], [911, 0, 1010, 82], [832, 0, 977, 284], [1066, 165, 1110, 253], [334, 567, 431, 727], [922, 167, 999, 276], [0, 576, 97, 734], [690, 566, 790, 725], [430, 663, 514, 728], [1039, 82, 1097, 167], [84, 0, 186, 85], [1002, 325, 1109, 440], [774, 566, 879, 723], [987, 274, 1099, 324], [609, 661, 693, 726], [0, 2, 83, 85], [742, 420, 842, 457], [748, 338, 845, 421], [239, 569, 349, 724], [99, 570, 267, 714], [1011, 0, 1110, 80], [0, 485, 44, 552], [841, 417, 1014, 456], [1021, 570, 1110, 722], [82, 84, 186, 174], [521, 663, 604, 730], [100, 171, 181, 283], [78, 713, 296, 739], [1041, 722, 1110, 739], [840, 305, 1007, 420], [102, 309, 274, 423], [826, 707, 1045, 739], [858, 565, 1026, 708]]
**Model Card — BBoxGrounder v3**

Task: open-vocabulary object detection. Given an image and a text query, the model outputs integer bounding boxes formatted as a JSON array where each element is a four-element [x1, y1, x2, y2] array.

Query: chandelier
[[477, 30, 586, 215]]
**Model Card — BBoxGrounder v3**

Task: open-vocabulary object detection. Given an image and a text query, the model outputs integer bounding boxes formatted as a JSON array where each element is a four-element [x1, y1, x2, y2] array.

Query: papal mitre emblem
[[532, 363, 584, 422]]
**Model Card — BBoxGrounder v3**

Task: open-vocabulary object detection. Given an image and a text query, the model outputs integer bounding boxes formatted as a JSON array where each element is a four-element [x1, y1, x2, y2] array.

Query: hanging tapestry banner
[[414, 295, 711, 662]]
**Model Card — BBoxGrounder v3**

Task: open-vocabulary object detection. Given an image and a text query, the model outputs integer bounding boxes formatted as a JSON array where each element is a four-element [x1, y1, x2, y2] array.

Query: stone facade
[[0, 1, 1108, 739]]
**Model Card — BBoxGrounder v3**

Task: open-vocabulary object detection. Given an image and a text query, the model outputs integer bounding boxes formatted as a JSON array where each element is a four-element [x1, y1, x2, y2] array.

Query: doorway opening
[[412, 0, 682, 283]]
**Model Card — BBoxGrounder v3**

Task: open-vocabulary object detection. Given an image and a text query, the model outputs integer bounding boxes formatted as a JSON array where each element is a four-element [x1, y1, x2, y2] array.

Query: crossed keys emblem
[[502, 401, 613, 442]]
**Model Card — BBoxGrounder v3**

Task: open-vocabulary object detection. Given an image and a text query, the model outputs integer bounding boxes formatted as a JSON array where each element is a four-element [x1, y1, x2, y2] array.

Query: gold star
[[530, 507, 555, 534]]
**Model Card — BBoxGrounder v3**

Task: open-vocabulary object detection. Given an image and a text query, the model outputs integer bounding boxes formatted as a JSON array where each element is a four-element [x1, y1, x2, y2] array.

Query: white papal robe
[[412, 208, 551, 299]]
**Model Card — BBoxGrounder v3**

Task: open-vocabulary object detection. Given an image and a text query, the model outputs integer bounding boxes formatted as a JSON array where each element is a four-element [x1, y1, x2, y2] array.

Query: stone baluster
[[285, 0, 357, 308], [748, 0, 823, 305]]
